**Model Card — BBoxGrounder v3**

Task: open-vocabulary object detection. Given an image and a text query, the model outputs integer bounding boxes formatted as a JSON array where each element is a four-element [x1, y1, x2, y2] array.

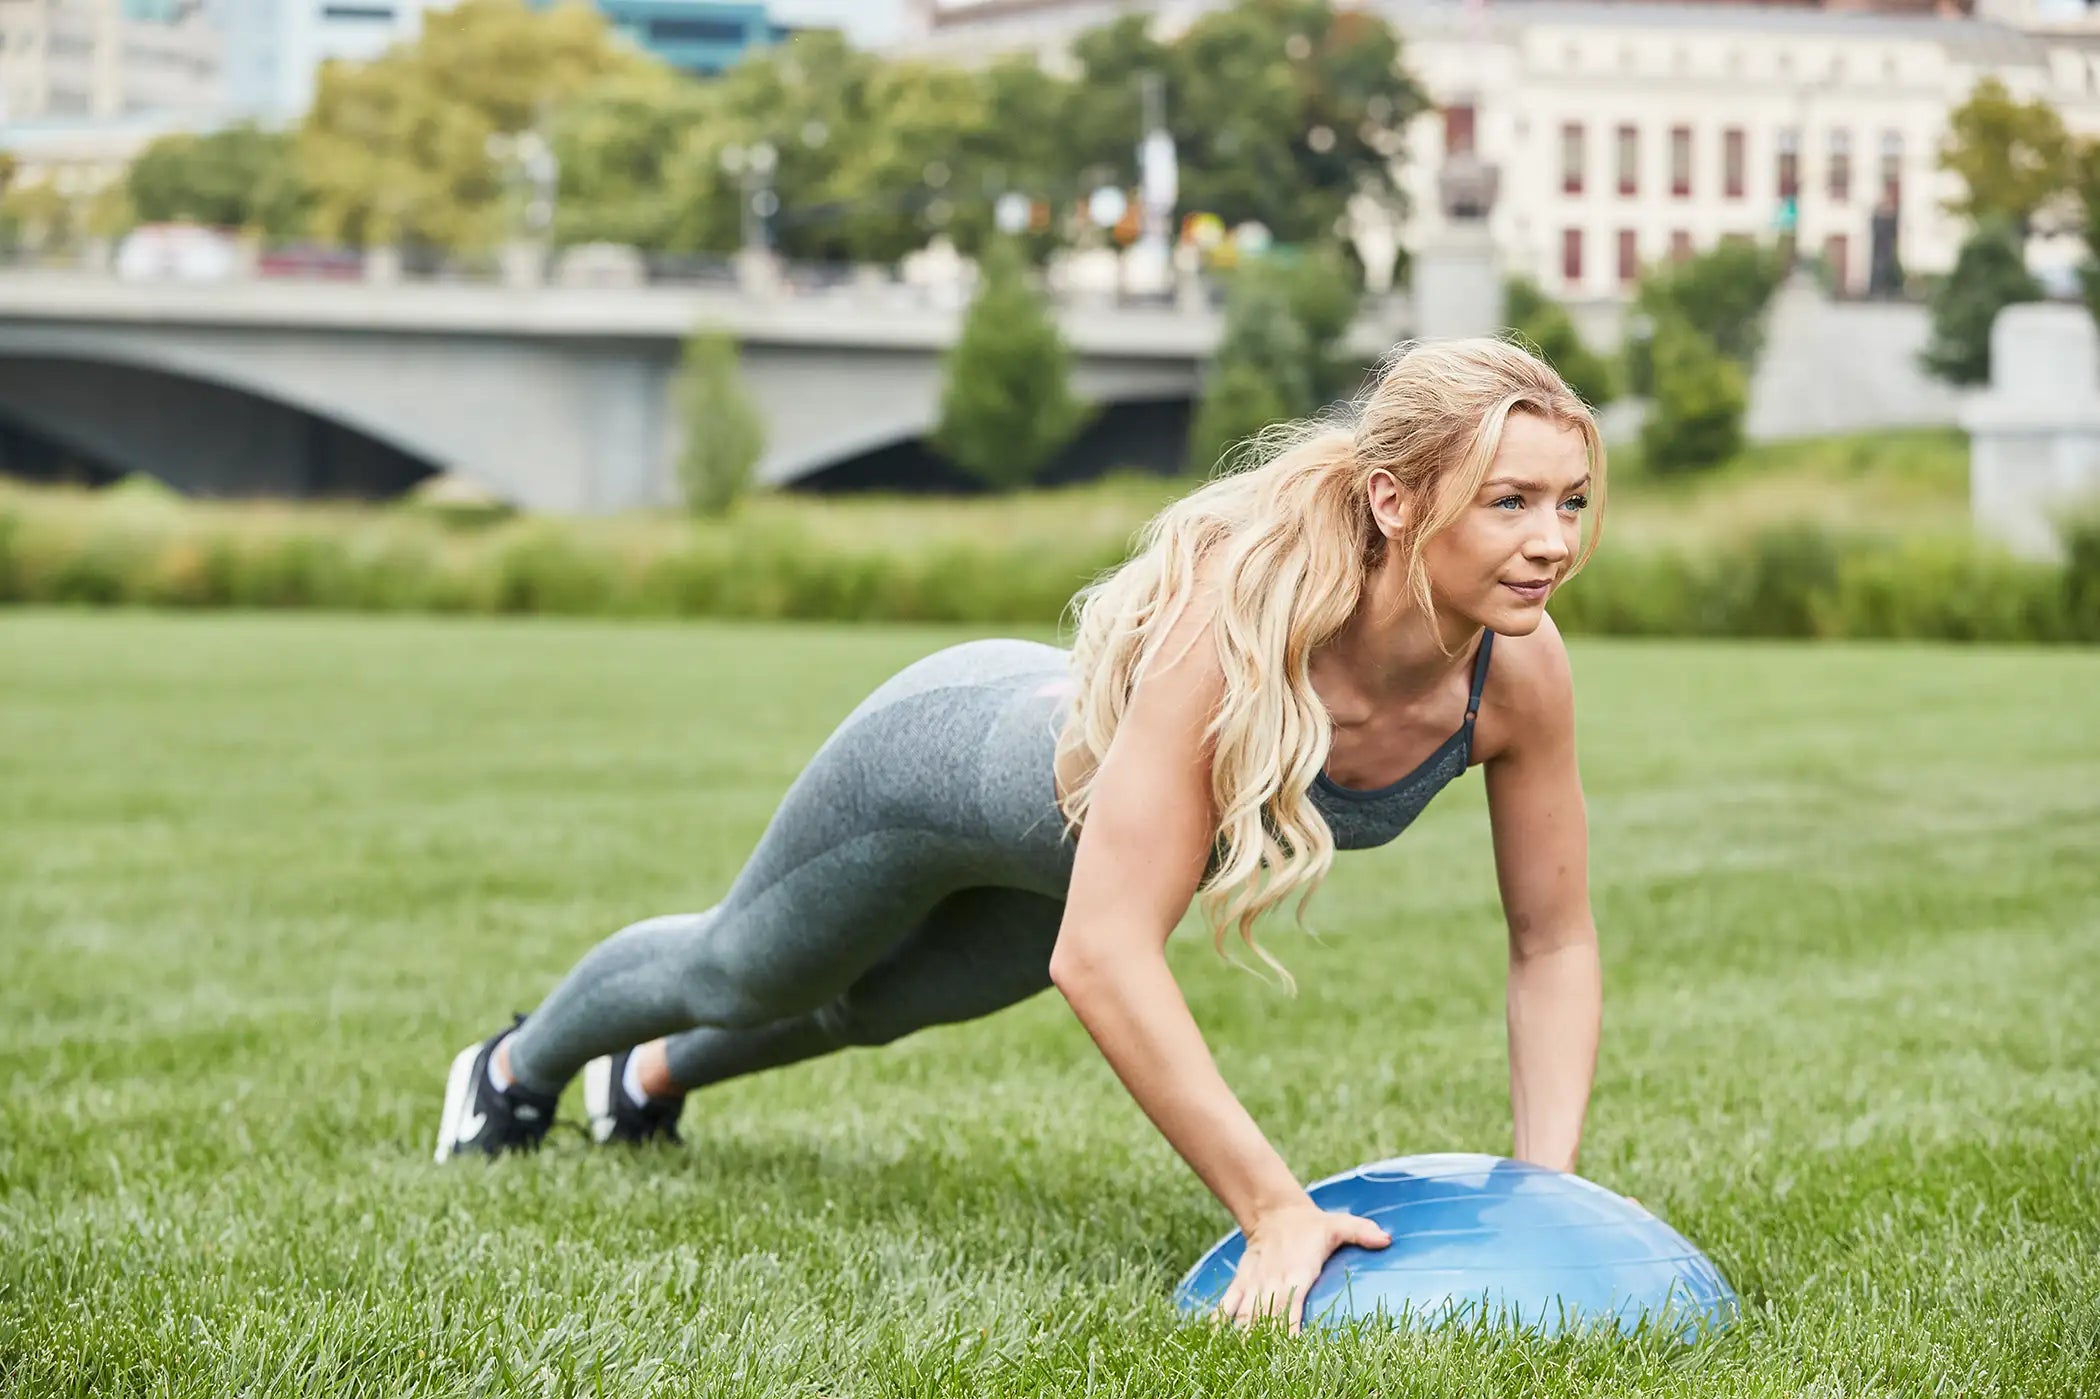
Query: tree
[[1639, 314, 1747, 474], [298, 0, 654, 252], [1919, 214, 2043, 387], [674, 330, 766, 517], [1271, 243, 1366, 403], [1624, 238, 1787, 396], [2070, 137, 2100, 341], [549, 68, 716, 251], [1940, 76, 2075, 239], [1503, 276, 1619, 408], [933, 238, 1090, 490], [127, 124, 308, 237], [1189, 260, 1318, 477], [1065, 0, 1426, 249]]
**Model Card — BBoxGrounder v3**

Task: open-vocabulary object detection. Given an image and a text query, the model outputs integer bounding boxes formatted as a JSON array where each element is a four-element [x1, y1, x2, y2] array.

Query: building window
[[1670, 125, 1692, 198], [1776, 127, 1799, 200], [1617, 229, 1639, 285], [648, 17, 748, 43], [1444, 101, 1476, 157], [1617, 124, 1639, 197], [320, 3, 394, 18], [1669, 229, 1693, 261], [1824, 233, 1849, 294], [1879, 130, 1903, 209], [1723, 127, 1745, 199], [1561, 122, 1585, 196], [1563, 227, 1584, 285], [1828, 129, 1851, 203]]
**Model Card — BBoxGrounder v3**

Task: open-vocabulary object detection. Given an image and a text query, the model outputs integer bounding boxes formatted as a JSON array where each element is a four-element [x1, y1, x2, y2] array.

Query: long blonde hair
[[1053, 335, 1607, 984]]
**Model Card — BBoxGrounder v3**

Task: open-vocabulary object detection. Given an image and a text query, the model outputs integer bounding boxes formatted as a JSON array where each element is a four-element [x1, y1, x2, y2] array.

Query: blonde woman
[[434, 337, 1605, 1334]]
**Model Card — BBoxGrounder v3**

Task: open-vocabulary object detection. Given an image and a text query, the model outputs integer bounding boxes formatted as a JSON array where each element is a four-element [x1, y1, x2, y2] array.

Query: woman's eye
[[1562, 494, 1590, 511], [1493, 496, 1524, 509]]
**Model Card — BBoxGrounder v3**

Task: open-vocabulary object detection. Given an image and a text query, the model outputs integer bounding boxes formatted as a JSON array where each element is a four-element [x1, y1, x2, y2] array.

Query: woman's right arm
[[1047, 587, 1388, 1334]]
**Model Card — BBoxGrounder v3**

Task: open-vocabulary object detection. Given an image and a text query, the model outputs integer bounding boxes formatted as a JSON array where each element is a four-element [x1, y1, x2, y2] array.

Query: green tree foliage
[[1624, 239, 1788, 396], [2069, 138, 2100, 338], [1639, 315, 1747, 474], [1503, 276, 1619, 408], [549, 68, 715, 251], [1189, 261, 1318, 477], [1270, 243, 1366, 402], [0, 181, 80, 253], [674, 330, 766, 517], [127, 124, 308, 237], [933, 239, 1090, 490], [1919, 214, 2043, 387], [1065, 1, 1425, 247], [298, 0, 653, 252], [1940, 77, 2074, 238]]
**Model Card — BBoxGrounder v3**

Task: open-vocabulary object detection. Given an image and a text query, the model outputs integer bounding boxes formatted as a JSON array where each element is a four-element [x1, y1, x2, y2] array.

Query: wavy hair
[[1053, 335, 1607, 985]]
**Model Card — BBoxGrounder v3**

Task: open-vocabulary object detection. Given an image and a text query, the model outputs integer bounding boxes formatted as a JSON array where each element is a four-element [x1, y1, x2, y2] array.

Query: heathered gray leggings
[[504, 638, 1082, 1095]]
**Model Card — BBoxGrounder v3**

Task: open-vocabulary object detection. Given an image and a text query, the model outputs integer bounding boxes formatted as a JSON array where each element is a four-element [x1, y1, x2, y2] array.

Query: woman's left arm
[[1481, 624, 1600, 1174]]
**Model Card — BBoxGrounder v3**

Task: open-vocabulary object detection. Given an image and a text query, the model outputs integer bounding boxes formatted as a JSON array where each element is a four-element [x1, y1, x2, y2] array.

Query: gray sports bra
[[1306, 630, 1495, 851]]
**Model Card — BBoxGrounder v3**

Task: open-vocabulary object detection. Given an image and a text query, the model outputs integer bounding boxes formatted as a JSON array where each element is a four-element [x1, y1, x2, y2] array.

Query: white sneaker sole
[[582, 1055, 617, 1144], [433, 1043, 480, 1163]]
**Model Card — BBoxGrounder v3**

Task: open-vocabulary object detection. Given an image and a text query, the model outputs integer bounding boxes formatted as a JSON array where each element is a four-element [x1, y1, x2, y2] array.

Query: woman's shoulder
[[1475, 614, 1576, 763]]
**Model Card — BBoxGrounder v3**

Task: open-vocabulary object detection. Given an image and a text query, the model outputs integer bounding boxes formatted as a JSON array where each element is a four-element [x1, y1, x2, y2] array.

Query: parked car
[[114, 223, 240, 282], [257, 244, 365, 281]]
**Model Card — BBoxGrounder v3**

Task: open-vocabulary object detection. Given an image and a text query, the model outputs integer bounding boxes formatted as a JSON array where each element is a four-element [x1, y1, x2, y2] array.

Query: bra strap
[[1464, 630, 1494, 724]]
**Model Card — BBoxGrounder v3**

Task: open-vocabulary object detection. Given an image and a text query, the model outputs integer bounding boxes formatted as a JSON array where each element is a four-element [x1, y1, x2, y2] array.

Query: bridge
[[0, 271, 1412, 509]]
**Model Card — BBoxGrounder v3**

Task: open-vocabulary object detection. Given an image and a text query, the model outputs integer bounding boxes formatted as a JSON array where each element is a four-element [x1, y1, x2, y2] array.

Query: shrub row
[[1, 487, 2094, 643]]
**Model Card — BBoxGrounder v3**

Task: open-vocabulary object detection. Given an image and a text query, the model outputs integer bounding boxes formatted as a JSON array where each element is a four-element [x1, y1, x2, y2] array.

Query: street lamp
[[720, 140, 779, 253]]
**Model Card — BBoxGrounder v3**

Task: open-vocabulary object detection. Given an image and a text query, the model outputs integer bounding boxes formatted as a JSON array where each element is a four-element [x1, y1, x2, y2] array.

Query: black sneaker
[[433, 1018, 560, 1162], [582, 1049, 684, 1146]]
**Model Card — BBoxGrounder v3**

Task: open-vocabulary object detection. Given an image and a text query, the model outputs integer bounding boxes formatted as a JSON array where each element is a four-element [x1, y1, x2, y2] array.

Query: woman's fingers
[[1334, 1212, 1392, 1250]]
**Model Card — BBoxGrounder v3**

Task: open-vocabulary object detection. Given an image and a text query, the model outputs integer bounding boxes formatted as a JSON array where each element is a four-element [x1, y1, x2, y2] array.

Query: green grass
[[2, 611, 2096, 1397]]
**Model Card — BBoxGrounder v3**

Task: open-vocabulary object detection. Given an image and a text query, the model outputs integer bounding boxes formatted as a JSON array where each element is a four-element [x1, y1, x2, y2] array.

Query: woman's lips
[[1502, 579, 1551, 601]]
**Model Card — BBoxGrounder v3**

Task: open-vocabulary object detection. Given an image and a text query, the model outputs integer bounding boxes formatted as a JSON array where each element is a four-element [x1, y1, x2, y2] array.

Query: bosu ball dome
[[1173, 1153, 1739, 1339]]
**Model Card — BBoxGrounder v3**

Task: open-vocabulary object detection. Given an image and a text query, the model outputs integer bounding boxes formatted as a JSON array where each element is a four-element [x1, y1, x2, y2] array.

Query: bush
[[1189, 267, 1316, 478], [1624, 238, 1788, 396], [1638, 315, 1748, 474], [1, 478, 2095, 645], [674, 329, 766, 517], [933, 237, 1090, 491], [1919, 214, 2043, 387], [1504, 276, 1619, 408]]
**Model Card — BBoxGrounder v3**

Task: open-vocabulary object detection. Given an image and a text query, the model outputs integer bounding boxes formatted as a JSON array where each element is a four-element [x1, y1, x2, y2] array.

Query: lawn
[[1, 611, 2095, 1397]]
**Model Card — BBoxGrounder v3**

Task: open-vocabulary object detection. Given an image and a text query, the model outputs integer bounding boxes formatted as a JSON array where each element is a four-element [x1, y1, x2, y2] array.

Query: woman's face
[[1420, 412, 1593, 636]]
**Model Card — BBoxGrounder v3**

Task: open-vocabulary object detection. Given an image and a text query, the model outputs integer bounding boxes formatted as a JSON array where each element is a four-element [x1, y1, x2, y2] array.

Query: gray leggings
[[504, 639, 1081, 1095]]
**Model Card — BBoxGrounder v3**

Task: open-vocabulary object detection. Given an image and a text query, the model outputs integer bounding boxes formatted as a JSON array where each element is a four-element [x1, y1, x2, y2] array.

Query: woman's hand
[[1216, 1201, 1392, 1336]]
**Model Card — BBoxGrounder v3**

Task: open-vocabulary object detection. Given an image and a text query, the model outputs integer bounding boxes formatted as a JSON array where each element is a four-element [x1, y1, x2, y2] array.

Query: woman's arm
[[1049, 587, 1387, 1333], [1482, 620, 1601, 1173], [1047, 606, 1303, 1232]]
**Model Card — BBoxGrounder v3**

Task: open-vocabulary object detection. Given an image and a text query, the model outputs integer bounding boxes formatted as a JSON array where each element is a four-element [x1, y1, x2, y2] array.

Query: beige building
[[0, 0, 222, 126], [896, 0, 2100, 297]]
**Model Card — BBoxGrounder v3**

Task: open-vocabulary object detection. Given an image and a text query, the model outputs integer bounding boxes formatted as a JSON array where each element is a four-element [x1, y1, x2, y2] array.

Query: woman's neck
[[1311, 555, 1480, 719]]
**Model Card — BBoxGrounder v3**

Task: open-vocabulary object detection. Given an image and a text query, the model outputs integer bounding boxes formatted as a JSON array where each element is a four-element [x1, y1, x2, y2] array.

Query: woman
[[433, 336, 1605, 1334]]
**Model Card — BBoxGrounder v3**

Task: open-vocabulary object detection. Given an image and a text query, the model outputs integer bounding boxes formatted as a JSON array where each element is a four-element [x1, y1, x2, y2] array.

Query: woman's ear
[[1364, 468, 1411, 542]]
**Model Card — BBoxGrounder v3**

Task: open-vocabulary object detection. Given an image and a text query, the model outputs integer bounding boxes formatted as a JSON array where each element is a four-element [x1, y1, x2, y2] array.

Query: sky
[[768, 0, 913, 47]]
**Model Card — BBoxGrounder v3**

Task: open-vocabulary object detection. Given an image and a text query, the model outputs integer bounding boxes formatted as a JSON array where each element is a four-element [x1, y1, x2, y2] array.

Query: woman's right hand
[[1216, 1201, 1392, 1336]]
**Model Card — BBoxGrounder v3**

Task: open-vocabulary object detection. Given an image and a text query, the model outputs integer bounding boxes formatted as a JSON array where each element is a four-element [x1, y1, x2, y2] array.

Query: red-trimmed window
[[1561, 122, 1585, 196], [1828, 129, 1852, 203], [1445, 101, 1476, 156], [1616, 124, 1639, 197], [1669, 229, 1693, 261], [1723, 127, 1745, 199], [1670, 125, 1692, 198], [1562, 227, 1584, 284], [1617, 229, 1639, 285]]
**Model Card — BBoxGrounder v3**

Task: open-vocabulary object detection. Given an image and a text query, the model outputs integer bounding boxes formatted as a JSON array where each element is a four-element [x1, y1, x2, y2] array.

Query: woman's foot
[[583, 1047, 685, 1145], [433, 1019, 559, 1162]]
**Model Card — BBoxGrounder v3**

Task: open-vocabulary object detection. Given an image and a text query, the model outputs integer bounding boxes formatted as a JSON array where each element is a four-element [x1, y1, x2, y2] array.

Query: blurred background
[[1, 0, 2097, 640]]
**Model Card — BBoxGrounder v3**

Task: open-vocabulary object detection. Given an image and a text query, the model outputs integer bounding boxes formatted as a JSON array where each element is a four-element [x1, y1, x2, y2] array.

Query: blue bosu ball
[[1173, 1153, 1738, 1339]]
